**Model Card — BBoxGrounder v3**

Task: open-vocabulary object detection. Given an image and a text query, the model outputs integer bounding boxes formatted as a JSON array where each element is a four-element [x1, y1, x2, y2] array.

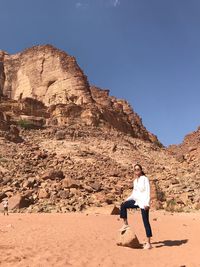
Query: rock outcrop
[[90, 86, 159, 144], [0, 45, 160, 144], [168, 127, 200, 159], [0, 45, 93, 106]]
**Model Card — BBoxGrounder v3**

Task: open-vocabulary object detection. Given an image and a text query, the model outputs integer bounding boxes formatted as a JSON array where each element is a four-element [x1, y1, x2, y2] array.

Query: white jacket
[[126, 175, 150, 209]]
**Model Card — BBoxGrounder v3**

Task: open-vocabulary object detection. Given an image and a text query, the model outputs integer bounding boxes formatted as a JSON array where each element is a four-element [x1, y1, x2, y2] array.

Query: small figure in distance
[[2, 198, 9, 216]]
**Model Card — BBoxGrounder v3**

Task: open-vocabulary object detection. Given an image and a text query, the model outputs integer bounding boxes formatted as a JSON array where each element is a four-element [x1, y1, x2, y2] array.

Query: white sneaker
[[143, 243, 152, 249], [119, 224, 130, 232]]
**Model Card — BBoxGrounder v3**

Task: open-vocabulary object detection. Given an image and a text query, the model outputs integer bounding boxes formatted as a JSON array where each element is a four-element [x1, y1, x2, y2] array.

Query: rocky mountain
[[0, 45, 160, 144], [168, 127, 200, 160], [0, 45, 199, 213], [0, 45, 92, 106]]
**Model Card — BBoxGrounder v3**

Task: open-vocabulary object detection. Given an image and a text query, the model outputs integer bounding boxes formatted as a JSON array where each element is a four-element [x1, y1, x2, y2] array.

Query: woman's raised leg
[[119, 200, 139, 230]]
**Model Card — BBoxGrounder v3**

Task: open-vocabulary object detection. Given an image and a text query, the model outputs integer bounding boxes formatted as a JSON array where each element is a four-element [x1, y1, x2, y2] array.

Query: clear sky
[[0, 0, 200, 146]]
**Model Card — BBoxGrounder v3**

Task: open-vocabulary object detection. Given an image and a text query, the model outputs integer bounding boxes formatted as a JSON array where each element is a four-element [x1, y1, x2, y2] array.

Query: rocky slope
[[166, 127, 200, 210], [1, 124, 199, 213], [168, 126, 200, 161], [0, 45, 199, 213]]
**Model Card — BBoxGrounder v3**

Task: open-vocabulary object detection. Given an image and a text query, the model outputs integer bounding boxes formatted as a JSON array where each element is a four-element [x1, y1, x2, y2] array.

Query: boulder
[[0, 192, 7, 201], [23, 177, 36, 188], [62, 178, 80, 188], [116, 227, 141, 248], [38, 189, 50, 199], [7, 194, 31, 210], [90, 182, 101, 192], [41, 170, 64, 180], [2, 177, 12, 185], [57, 190, 70, 199], [110, 205, 120, 215], [55, 130, 66, 140], [0, 111, 10, 131], [5, 125, 23, 143]]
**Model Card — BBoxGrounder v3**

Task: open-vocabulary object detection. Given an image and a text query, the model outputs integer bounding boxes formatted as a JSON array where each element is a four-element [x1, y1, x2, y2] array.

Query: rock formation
[[0, 45, 160, 144], [0, 44, 199, 213], [0, 45, 93, 106]]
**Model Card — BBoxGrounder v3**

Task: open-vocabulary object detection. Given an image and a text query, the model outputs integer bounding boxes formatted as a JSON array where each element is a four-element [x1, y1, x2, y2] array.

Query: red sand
[[0, 210, 200, 267]]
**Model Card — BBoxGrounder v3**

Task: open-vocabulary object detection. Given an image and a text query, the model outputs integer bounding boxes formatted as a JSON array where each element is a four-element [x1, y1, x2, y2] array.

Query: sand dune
[[0, 210, 200, 267]]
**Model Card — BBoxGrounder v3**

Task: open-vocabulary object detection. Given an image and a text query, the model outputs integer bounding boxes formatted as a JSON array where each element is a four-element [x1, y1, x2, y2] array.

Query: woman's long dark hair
[[134, 163, 145, 176]]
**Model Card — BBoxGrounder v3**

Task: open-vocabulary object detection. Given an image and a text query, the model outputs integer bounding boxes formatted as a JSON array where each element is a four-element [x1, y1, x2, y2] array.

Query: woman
[[119, 164, 153, 249]]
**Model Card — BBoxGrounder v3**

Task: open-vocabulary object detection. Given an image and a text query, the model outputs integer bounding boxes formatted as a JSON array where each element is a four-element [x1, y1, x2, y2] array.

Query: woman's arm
[[143, 176, 150, 208], [125, 181, 135, 201], [126, 189, 135, 201]]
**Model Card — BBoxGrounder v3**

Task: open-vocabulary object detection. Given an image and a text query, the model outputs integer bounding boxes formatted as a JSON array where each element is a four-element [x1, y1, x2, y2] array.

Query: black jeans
[[120, 200, 152, 238]]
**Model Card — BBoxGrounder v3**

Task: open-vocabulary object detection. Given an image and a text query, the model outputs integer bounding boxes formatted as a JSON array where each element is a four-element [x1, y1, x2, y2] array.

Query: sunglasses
[[134, 168, 141, 171]]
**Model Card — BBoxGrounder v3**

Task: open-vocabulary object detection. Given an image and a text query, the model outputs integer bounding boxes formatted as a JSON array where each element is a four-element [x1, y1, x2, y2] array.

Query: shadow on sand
[[152, 239, 188, 248]]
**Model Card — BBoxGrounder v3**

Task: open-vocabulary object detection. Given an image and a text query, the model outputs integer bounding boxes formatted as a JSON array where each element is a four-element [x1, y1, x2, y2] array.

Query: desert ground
[[0, 210, 200, 267]]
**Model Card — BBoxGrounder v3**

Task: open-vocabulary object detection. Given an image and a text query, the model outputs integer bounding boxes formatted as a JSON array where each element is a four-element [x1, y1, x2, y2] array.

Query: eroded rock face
[[90, 86, 161, 144], [1, 45, 93, 106], [0, 51, 7, 96], [168, 127, 200, 156], [0, 45, 161, 144]]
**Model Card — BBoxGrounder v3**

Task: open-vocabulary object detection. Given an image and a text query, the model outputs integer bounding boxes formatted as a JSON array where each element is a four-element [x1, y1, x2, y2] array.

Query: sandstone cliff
[[0, 45, 93, 106], [0, 45, 160, 144]]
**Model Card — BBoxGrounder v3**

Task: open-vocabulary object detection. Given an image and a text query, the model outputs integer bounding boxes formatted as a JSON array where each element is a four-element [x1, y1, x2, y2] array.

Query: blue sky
[[0, 0, 200, 146]]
